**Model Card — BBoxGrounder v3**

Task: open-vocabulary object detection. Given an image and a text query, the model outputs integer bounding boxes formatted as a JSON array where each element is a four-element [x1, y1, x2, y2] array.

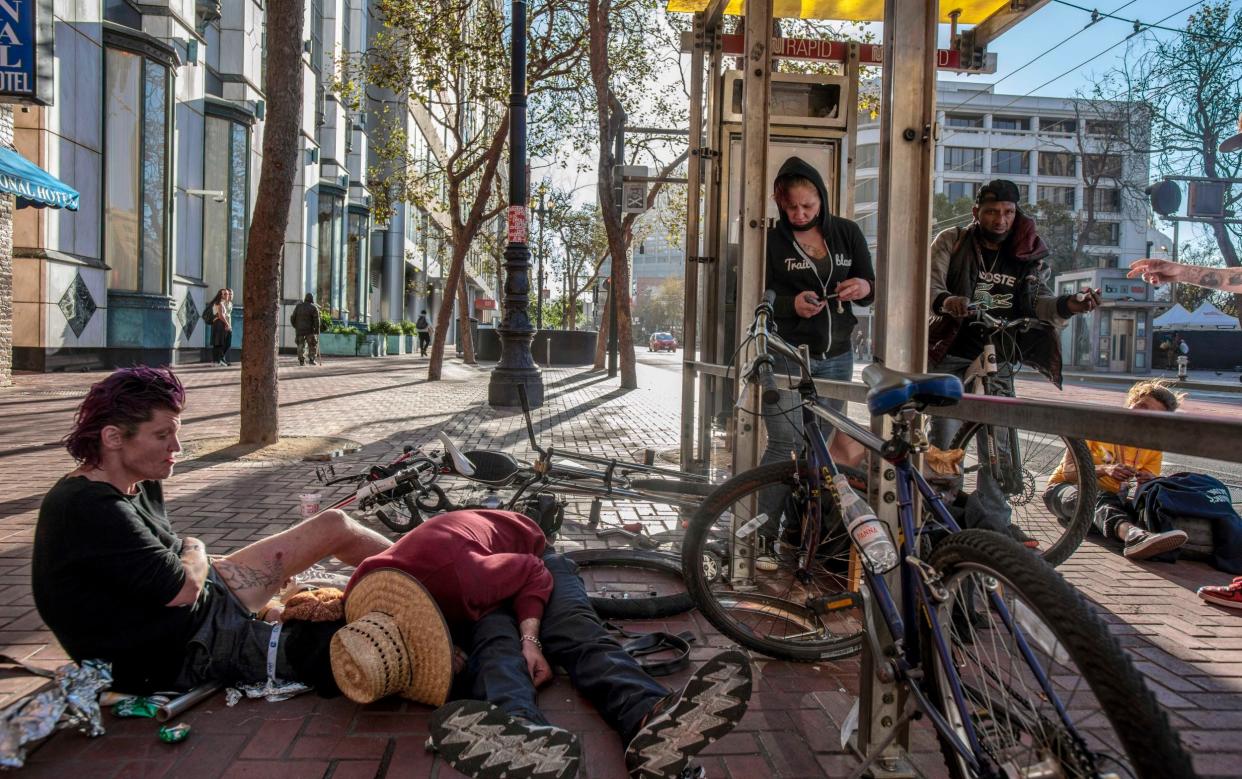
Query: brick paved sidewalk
[[0, 355, 1238, 778]]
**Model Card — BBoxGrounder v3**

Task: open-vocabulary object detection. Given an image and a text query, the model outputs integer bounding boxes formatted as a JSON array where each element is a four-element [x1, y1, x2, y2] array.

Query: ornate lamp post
[[487, 0, 544, 407]]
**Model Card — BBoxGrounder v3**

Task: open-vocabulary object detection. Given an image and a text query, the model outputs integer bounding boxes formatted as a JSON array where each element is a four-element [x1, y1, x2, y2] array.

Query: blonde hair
[[1126, 379, 1185, 412]]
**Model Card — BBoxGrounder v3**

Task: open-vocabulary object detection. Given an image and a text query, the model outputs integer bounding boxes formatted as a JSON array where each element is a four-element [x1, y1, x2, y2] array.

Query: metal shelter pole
[[857, 0, 938, 772], [680, 14, 707, 470], [733, 1, 774, 479], [697, 28, 724, 466]]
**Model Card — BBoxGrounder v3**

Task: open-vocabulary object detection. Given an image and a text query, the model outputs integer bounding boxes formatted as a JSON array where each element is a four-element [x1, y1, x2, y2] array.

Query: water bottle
[[834, 473, 899, 574]]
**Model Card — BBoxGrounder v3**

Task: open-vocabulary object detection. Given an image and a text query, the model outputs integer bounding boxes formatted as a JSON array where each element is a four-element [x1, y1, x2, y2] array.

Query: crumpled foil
[[0, 659, 112, 769], [224, 679, 310, 706]]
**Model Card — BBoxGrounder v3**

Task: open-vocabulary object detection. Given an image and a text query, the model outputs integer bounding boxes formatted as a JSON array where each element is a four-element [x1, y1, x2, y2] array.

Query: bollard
[[546, 338, 552, 367], [1177, 354, 1188, 381]]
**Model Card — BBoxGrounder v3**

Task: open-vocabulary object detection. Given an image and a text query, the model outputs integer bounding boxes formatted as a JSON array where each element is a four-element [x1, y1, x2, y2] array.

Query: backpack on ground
[[1134, 472, 1242, 573]]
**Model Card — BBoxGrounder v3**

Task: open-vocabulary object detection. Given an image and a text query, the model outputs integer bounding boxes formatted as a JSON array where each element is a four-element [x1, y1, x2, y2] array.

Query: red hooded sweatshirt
[[345, 510, 553, 628]]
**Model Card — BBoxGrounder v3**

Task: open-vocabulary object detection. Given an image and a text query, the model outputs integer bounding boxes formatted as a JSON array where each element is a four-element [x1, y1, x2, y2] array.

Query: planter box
[[320, 333, 361, 356], [386, 335, 406, 355]]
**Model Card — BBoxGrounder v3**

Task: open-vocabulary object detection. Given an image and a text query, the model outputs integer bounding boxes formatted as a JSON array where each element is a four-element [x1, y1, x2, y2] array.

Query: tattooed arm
[[1128, 259, 1242, 294], [166, 537, 210, 607]]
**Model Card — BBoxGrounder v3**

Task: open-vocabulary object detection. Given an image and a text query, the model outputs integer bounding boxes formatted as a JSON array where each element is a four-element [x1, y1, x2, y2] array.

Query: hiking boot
[[428, 700, 580, 779], [625, 650, 752, 779], [1198, 577, 1242, 610], [1122, 527, 1187, 561], [298, 359, 305, 366], [1004, 524, 1040, 550]]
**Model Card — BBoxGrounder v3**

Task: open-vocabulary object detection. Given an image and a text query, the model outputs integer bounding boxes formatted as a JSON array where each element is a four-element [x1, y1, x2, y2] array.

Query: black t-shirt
[[32, 477, 212, 690], [947, 249, 1028, 360]]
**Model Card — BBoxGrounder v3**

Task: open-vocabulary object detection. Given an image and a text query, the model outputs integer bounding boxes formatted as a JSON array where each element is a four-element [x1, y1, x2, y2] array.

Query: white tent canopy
[[1153, 303, 1193, 329], [1184, 302, 1239, 330]]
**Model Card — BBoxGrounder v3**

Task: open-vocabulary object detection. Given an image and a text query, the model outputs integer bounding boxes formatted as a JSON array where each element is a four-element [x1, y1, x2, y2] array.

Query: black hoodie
[[765, 156, 875, 357]]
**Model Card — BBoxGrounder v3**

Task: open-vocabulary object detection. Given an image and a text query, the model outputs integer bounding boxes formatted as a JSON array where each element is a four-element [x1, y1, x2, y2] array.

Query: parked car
[[648, 332, 678, 352]]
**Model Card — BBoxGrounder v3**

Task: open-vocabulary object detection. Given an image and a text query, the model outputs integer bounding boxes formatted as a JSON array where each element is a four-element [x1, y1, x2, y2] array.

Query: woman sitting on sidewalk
[[1043, 380, 1189, 560]]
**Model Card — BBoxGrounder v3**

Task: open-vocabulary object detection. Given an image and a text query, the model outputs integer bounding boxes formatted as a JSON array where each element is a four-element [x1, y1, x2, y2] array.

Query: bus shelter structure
[[672, 0, 1242, 772]]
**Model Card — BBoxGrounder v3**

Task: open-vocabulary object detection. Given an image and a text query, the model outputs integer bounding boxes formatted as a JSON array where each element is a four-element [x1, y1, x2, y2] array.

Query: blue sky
[[938, 0, 1236, 99]]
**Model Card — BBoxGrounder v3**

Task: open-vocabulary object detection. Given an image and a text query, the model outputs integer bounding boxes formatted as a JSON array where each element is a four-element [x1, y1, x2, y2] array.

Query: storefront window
[[317, 193, 344, 316], [105, 46, 171, 293], [203, 116, 251, 294], [347, 210, 368, 319]]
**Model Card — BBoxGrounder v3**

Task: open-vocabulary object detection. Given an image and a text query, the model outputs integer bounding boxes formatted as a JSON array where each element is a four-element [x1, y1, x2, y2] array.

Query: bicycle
[[941, 304, 1097, 567], [681, 292, 1192, 778]]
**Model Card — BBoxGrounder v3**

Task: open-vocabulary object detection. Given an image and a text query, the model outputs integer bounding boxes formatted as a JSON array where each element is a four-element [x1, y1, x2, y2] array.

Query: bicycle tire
[[564, 548, 695, 620], [374, 495, 424, 534], [921, 530, 1193, 779], [949, 421, 1096, 567], [683, 460, 865, 662]]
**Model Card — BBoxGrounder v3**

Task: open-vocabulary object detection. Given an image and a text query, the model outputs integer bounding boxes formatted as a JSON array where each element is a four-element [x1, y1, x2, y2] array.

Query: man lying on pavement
[[333, 508, 753, 779]]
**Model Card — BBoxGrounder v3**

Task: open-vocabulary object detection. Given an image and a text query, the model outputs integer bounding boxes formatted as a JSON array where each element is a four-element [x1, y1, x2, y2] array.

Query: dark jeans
[[1043, 482, 1138, 540], [451, 552, 669, 743], [418, 332, 431, 355]]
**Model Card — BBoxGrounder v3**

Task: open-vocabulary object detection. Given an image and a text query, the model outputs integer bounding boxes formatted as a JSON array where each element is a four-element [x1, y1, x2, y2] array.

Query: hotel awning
[[0, 147, 79, 210], [665, 0, 1011, 22]]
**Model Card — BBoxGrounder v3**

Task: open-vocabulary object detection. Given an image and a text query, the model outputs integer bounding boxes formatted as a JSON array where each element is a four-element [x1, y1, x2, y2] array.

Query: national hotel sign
[[0, 0, 54, 105]]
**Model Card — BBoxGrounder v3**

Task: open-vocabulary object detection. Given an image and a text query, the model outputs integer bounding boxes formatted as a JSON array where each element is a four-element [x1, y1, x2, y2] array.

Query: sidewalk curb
[[1057, 371, 1242, 394]]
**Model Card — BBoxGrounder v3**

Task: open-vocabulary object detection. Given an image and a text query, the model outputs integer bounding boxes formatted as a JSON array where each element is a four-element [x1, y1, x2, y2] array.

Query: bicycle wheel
[[373, 495, 423, 534], [921, 530, 1192, 779], [565, 548, 694, 620], [949, 421, 1096, 567], [682, 460, 865, 662]]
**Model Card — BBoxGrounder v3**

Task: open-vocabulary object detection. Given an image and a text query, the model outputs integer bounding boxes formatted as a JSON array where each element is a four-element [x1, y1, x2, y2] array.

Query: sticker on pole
[[507, 205, 528, 244]]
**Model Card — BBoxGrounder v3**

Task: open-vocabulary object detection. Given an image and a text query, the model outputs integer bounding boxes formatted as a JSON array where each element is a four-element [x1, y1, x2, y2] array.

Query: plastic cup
[[299, 492, 322, 518]]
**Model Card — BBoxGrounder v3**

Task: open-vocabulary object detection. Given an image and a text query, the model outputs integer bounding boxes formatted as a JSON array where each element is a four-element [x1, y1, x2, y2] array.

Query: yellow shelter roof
[[665, 0, 1012, 24]]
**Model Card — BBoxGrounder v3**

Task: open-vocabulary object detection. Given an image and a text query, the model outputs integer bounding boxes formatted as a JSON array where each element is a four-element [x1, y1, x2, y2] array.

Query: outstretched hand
[[1127, 258, 1184, 286], [522, 641, 553, 687]]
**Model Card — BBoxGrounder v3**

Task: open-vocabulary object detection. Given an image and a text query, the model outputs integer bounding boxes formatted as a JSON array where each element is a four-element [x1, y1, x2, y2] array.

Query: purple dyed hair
[[63, 366, 186, 467]]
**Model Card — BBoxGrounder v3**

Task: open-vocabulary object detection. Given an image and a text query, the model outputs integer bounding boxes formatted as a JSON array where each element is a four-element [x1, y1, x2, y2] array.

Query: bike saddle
[[436, 432, 521, 486], [861, 363, 963, 416]]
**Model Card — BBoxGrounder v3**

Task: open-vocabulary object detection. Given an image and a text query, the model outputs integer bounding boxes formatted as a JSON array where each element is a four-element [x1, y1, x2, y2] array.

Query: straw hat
[[330, 568, 453, 706], [1221, 113, 1242, 153]]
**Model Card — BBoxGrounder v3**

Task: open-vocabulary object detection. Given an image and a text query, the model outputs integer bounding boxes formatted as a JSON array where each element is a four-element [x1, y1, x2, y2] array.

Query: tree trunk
[[238, 0, 305, 445], [456, 268, 476, 364], [593, 283, 609, 370], [428, 241, 470, 380]]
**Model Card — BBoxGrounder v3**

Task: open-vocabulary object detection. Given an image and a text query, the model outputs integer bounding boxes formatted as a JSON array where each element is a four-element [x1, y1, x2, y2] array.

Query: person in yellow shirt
[[1044, 380, 1188, 560]]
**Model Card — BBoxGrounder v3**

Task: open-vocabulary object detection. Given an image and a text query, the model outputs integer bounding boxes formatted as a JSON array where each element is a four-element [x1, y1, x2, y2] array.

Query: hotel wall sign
[[0, 0, 54, 105]]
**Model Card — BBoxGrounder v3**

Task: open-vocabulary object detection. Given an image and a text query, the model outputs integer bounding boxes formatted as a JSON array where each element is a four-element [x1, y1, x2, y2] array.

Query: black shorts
[[174, 568, 294, 689]]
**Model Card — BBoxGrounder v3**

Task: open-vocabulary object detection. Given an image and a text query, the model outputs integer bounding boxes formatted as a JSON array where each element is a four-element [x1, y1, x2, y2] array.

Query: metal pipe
[[681, 15, 707, 471], [156, 682, 224, 722]]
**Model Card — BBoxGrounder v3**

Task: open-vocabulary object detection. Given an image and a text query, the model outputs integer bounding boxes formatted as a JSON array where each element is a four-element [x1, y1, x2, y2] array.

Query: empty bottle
[[834, 473, 900, 574]]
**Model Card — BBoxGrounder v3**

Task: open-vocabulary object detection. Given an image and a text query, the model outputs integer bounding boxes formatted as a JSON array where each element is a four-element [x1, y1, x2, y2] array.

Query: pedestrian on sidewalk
[[31, 366, 392, 694], [339, 509, 752, 779], [1043, 379, 1188, 560], [291, 293, 322, 366], [927, 179, 1099, 549], [416, 310, 432, 357], [206, 288, 233, 366]]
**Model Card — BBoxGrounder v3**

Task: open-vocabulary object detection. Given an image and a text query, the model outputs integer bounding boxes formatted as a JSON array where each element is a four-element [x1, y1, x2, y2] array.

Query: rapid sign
[[707, 33, 997, 74]]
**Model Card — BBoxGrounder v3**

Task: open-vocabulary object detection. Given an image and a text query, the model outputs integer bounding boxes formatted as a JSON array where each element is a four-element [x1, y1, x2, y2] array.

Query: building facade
[[853, 81, 1151, 272], [7, 0, 493, 372]]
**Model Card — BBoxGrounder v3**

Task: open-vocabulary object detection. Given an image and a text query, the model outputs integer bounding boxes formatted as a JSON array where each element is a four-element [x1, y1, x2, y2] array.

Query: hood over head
[[773, 156, 832, 234]]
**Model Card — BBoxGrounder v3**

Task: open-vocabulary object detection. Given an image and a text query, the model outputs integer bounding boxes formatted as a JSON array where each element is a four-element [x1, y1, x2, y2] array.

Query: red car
[[648, 332, 678, 352]]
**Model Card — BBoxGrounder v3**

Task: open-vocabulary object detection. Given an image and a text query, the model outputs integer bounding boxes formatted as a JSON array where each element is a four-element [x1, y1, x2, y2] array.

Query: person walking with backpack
[[291, 293, 322, 366], [415, 310, 432, 357]]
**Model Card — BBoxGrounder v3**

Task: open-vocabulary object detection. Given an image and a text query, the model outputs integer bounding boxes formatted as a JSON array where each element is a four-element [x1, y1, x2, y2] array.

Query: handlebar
[[739, 290, 812, 406], [966, 304, 1040, 334]]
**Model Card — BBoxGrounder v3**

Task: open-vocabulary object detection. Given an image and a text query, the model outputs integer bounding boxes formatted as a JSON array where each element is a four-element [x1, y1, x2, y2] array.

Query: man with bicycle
[[927, 179, 1099, 544]]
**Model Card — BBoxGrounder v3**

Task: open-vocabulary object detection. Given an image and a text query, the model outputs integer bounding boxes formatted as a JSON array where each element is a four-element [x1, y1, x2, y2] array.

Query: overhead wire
[[940, 0, 1209, 145], [1050, 0, 1233, 42]]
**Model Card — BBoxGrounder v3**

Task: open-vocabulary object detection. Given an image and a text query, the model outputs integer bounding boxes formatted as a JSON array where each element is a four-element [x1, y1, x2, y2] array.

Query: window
[[347, 210, 368, 318], [855, 143, 878, 169], [854, 177, 878, 203], [1091, 187, 1122, 212], [1038, 151, 1076, 177], [105, 47, 171, 293], [1017, 184, 1030, 202], [1086, 120, 1120, 137], [317, 193, 344, 315], [1084, 154, 1122, 179], [944, 146, 983, 173], [857, 211, 877, 238], [991, 116, 1029, 131], [1040, 118, 1075, 134], [992, 149, 1029, 175], [1085, 221, 1121, 246], [202, 116, 250, 294], [943, 180, 978, 202], [945, 114, 983, 128], [1038, 185, 1076, 208]]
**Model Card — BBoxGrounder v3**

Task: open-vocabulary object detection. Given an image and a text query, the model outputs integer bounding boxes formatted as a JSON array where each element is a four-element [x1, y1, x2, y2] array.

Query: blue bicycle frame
[[769, 368, 1088, 775]]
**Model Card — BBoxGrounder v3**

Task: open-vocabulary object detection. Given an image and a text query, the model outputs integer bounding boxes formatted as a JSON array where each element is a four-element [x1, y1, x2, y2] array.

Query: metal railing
[[686, 360, 1242, 464]]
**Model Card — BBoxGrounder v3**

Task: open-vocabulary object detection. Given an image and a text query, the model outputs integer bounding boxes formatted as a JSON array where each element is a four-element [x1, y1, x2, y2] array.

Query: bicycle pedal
[[808, 591, 863, 615]]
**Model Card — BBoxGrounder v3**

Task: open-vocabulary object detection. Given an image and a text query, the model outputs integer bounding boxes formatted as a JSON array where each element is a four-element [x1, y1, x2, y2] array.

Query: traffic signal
[[1145, 179, 1181, 216], [1188, 181, 1227, 218]]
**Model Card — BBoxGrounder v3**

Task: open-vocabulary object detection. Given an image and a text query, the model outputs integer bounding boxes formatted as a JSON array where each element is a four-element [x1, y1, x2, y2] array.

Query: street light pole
[[487, 0, 544, 408], [536, 186, 546, 330]]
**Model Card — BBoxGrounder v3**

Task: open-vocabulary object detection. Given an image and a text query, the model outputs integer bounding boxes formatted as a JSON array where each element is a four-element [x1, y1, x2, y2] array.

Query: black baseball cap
[[976, 179, 1021, 205]]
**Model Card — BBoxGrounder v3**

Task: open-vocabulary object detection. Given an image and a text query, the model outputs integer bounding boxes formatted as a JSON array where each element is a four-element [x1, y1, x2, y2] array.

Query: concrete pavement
[[1, 352, 1240, 777]]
